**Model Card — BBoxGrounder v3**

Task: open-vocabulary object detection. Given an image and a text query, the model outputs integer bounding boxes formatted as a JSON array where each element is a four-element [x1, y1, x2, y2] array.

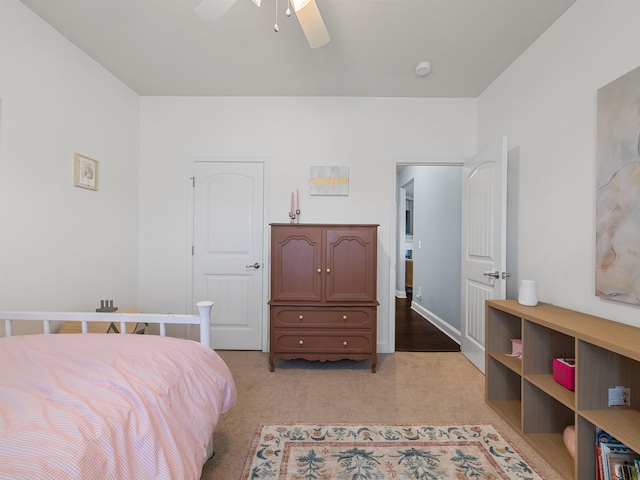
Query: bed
[[0, 301, 237, 480]]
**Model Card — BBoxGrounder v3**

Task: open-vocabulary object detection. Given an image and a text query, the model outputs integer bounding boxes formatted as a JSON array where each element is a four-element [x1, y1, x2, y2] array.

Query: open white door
[[461, 137, 508, 373]]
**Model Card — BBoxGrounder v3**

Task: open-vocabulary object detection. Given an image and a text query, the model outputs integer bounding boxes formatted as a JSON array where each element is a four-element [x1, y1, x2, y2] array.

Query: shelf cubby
[[522, 378, 574, 435], [522, 320, 575, 376], [524, 431, 574, 480], [486, 300, 640, 480], [485, 306, 522, 354], [486, 355, 522, 431]]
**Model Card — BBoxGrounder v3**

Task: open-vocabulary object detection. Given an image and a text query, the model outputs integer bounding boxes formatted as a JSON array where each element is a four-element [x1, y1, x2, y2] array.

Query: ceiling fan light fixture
[[293, 0, 330, 48], [194, 0, 237, 22], [290, 0, 311, 11]]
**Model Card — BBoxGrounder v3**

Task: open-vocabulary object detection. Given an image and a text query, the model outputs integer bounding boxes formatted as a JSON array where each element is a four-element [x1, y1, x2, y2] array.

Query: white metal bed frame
[[0, 300, 217, 459], [0, 300, 213, 347]]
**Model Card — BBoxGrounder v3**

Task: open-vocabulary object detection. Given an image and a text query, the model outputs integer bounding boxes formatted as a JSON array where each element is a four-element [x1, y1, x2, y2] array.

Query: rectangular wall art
[[73, 153, 99, 191], [310, 166, 349, 196], [595, 65, 640, 305]]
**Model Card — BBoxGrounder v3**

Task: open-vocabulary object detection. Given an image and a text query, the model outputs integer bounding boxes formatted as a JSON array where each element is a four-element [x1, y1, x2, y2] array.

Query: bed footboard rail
[[0, 301, 213, 346]]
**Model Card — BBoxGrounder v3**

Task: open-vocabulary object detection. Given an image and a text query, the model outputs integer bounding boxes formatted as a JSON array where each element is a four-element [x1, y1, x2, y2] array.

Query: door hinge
[[190, 177, 195, 187], [192, 246, 194, 255]]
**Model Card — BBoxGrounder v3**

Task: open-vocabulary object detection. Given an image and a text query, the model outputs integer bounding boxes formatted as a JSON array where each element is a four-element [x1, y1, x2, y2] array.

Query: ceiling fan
[[195, 0, 330, 48]]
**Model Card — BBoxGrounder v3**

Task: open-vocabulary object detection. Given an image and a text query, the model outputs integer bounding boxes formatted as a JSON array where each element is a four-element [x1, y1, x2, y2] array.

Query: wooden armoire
[[268, 224, 379, 372]]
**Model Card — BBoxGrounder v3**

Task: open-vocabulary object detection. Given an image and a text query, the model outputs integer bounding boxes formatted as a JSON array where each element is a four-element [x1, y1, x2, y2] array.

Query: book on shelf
[[596, 428, 640, 480], [620, 463, 639, 480]]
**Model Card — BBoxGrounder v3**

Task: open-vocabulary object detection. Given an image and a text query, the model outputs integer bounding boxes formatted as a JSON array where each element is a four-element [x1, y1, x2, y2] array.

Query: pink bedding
[[0, 333, 236, 479]]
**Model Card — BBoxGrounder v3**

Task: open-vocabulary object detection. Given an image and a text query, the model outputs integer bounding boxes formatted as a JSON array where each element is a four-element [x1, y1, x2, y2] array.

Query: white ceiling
[[19, 0, 576, 98]]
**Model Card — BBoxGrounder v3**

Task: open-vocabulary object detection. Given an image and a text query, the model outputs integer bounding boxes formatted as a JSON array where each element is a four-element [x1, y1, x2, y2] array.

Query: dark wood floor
[[395, 294, 460, 352]]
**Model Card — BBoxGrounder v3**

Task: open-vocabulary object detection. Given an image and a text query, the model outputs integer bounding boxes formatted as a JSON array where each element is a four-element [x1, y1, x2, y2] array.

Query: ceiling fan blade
[[292, 0, 330, 48], [194, 0, 238, 22]]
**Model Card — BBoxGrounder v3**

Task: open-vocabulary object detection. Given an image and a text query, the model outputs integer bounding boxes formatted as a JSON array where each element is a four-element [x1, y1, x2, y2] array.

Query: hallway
[[395, 294, 460, 352]]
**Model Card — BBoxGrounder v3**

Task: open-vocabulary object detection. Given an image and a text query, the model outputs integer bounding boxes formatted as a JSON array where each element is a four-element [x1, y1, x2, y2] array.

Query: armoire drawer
[[270, 306, 374, 329], [272, 330, 373, 353]]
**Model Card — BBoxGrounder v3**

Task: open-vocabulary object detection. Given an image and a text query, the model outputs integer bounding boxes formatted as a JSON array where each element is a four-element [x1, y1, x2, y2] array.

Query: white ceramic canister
[[518, 280, 538, 306]]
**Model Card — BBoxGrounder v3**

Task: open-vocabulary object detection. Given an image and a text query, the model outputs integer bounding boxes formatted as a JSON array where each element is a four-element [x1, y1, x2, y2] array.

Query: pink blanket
[[0, 333, 236, 479]]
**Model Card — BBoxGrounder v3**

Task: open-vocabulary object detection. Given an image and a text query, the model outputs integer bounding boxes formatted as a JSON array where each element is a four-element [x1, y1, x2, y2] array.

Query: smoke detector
[[415, 61, 431, 76]]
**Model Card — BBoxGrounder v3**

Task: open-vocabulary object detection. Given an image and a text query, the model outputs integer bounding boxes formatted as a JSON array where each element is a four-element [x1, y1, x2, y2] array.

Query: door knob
[[245, 262, 261, 269], [483, 270, 511, 279], [483, 270, 500, 279]]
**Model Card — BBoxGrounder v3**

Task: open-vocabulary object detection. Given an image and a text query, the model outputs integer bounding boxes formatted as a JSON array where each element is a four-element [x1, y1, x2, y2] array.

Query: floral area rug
[[241, 424, 544, 480]]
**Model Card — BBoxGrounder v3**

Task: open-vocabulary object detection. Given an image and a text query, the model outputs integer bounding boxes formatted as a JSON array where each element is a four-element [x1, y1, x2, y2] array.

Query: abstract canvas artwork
[[310, 166, 349, 196], [595, 65, 640, 305]]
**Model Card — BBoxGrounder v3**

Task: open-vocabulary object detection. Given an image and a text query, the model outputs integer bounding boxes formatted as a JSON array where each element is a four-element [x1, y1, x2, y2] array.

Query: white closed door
[[461, 137, 508, 373], [192, 160, 265, 350]]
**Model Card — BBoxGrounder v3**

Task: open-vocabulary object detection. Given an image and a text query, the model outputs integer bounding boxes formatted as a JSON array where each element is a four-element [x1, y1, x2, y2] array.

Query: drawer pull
[[343, 341, 348, 346], [299, 340, 304, 346], [298, 315, 304, 320], [342, 315, 347, 320]]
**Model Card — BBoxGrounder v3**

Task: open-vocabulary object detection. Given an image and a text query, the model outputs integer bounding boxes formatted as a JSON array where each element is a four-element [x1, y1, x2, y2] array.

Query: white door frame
[[388, 158, 464, 354], [396, 182, 408, 299], [186, 156, 271, 352]]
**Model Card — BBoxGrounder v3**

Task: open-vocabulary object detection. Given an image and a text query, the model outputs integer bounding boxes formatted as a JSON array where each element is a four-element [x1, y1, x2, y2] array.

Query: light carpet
[[241, 423, 543, 479]]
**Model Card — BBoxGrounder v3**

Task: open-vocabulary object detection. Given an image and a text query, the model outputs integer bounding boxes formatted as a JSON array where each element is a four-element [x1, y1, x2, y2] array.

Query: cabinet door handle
[[317, 268, 322, 273], [343, 341, 348, 346], [326, 268, 331, 273], [299, 340, 304, 346], [298, 315, 304, 320], [342, 315, 347, 320]]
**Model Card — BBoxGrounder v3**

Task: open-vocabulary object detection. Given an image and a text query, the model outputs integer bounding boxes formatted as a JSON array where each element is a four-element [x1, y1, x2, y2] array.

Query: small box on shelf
[[509, 338, 522, 359], [553, 358, 575, 391]]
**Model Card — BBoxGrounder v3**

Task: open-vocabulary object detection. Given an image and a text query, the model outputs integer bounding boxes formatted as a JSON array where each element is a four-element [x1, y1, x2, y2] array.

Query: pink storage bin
[[553, 358, 575, 391]]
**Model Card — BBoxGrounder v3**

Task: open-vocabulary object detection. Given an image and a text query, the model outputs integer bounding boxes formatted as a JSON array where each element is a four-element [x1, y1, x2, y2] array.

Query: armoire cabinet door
[[325, 228, 377, 303], [271, 227, 322, 302]]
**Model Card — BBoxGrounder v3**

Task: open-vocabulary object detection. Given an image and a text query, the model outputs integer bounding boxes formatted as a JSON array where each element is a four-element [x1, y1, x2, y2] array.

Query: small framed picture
[[74, 153, 99, 191]]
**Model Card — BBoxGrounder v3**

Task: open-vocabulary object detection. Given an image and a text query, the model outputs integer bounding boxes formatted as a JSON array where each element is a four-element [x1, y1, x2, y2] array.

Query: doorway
[[394, 163, 462, 352]]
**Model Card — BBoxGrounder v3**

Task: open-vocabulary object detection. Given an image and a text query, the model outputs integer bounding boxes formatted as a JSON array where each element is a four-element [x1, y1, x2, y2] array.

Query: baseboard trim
[[410, 302, 461, 345]]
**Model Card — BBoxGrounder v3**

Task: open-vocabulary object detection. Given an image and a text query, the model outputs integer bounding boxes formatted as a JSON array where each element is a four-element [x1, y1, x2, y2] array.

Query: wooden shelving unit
[[486, 300, 640, 480]]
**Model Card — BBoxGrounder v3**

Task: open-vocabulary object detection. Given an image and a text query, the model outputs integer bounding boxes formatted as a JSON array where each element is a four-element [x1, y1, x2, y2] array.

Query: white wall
[[478, 0, 640, 326], [0, 0, 140, 319], [8, 0, 635, 350], [139, 97, 477, 352]]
